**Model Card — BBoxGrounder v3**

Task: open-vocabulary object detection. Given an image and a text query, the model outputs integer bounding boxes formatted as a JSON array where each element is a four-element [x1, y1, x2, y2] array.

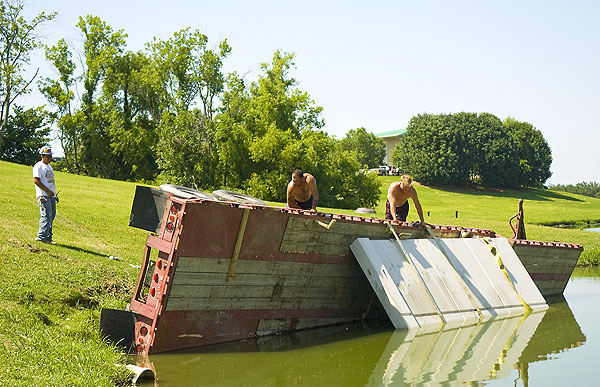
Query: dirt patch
[[62, 289, 96, 308], [85, 278, 133, 301], [7, 237, 63, 259]]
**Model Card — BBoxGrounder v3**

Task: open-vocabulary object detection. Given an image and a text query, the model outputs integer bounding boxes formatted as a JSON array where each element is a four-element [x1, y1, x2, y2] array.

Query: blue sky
[[21, 0, 599, 184]]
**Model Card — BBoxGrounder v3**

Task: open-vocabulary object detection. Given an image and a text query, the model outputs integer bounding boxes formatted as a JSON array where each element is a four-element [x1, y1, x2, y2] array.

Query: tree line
[[549, 182, 600, 199], [0, 1, 385, 209], [0, 1, 556, 210]]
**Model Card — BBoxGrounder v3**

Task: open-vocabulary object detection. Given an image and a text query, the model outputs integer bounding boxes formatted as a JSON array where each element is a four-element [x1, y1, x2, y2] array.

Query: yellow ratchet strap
[[482, 238, 532, 312], [489, 310, 532, 379]]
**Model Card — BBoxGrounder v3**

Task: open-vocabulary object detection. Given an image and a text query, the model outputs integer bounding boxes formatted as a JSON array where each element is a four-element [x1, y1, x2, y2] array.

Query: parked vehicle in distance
[[392, 167, 406, 176], [378, 166, 391, 176], [359, 166, 404, 176]]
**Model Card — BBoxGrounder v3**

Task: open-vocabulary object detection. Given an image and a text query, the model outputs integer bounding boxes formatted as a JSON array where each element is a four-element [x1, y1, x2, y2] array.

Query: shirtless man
[[386, 174, 425, 223], [287, 169, 319, 211]]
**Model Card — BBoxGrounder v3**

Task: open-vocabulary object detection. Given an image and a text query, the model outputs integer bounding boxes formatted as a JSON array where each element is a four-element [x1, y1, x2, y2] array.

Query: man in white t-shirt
[[33, 146, 59, 244]]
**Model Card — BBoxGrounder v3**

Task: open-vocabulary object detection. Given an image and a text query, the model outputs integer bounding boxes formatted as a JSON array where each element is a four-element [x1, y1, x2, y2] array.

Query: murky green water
[[134, 266, 599, 386]]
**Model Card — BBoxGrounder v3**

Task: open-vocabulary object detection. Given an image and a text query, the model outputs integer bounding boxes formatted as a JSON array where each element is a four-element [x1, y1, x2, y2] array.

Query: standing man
[[287, 169, 319, 211], [33, 145, 58, 244], [386, 174, 425, 223]]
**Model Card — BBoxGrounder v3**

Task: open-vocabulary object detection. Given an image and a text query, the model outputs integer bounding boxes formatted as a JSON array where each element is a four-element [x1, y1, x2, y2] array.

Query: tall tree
[[392, 113, 470, 186], [218, 51, 380, 208], [40, 16, 127, 177], [216, 51, 324, 194], [156, 109, 208, 187], [214, 72, 252, 188], [472, 113, 520, 188], [0, 0, 55, 149], [0, 105, 50, 164], [39, 38, 79, 171], [248, 51, 324, 137], [148, 27, 230, 117], [338, 127, 386, 168], [151, 28, 231, 187], [102, 51, 159, 181], [504, 117, 552, 186], [75, 15, 127, 177], [392, 112, 522, 188]]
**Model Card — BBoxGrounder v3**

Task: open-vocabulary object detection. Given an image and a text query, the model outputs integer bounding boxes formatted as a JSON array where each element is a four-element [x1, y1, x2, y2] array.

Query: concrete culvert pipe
[[124, 364, 154, 384], [212, 190, 268, 206], [159, 184, 215, 200]]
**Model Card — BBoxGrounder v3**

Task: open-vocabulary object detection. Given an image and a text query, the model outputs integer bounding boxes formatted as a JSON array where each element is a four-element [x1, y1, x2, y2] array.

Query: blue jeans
[[37, 196, 56, 241]]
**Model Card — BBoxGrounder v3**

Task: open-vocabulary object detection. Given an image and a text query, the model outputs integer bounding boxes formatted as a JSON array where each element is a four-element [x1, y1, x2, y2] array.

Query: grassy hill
[[1, 160, 599, 385]]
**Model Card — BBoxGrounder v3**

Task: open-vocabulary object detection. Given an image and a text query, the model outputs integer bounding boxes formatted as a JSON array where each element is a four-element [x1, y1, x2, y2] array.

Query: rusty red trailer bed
[[123, 187, 582, 354]]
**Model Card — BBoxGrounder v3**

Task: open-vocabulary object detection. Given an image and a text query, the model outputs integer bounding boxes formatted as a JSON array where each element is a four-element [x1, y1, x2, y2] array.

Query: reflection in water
[[514, 300, 585, 386], [370, 302, 584, 386], [572, 265, 600, 279], [553, 222, 600, 231], [372, 315, 544, 385], [133, 300, 585, 386]]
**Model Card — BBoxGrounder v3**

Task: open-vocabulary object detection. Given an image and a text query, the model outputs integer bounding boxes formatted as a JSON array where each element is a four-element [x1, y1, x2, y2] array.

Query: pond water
[[554, 223, 600, 232], [134, 266, 599, 386]]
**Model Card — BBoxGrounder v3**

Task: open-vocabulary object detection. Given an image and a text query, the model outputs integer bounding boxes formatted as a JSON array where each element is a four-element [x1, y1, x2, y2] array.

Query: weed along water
[[130, 267, 600, 386]]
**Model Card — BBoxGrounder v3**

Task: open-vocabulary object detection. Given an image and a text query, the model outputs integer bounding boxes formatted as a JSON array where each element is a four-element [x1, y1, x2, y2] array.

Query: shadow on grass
[[427, 186, 584, 202], [58, 243, 109, 257]]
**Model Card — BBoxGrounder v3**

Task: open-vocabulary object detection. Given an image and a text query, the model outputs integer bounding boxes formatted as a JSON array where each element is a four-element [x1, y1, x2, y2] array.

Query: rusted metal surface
[[509, 199, 527, 240], [512, 238, 583, 250]]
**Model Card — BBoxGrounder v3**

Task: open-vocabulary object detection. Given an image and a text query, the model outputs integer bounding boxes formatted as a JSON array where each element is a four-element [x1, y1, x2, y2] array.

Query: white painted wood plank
[[440, 239, 525, 312], [350, 238, 422, 329], [407, 239, 480, 320], [350, 237, 546, 330], [373, 240, 439, 317], [489, 238, 549, 311]]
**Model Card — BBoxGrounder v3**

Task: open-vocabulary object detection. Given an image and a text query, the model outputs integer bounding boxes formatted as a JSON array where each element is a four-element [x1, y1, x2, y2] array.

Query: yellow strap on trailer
[[481, 238, 532, 312]]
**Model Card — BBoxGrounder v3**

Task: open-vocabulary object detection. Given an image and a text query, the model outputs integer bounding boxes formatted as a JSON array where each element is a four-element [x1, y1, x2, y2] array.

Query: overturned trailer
[[107, 186, 582, 354]]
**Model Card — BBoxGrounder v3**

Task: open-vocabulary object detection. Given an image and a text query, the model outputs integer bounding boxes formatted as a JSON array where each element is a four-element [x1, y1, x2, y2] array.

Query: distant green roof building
[[374, 128, 407, 138], [374, 128, 407, 164]]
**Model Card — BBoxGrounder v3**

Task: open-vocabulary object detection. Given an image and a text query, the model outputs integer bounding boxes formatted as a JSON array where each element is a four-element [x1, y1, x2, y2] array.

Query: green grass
[[1, 160, 599, 385], [0, 161, 145, 386]]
